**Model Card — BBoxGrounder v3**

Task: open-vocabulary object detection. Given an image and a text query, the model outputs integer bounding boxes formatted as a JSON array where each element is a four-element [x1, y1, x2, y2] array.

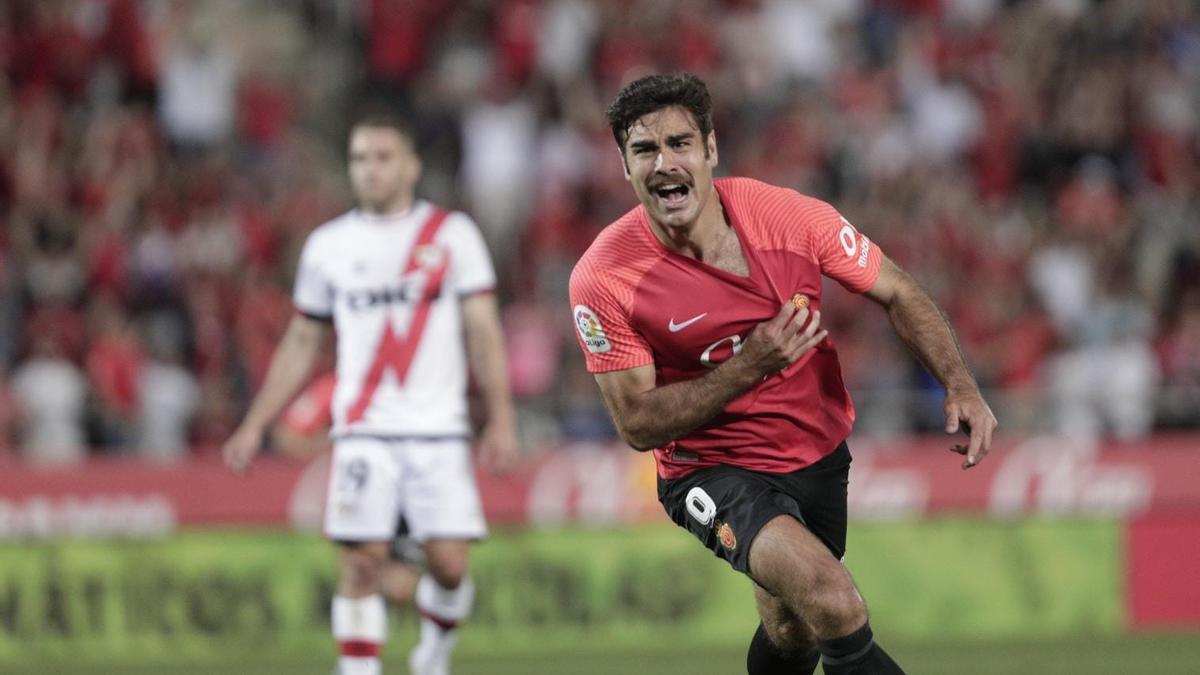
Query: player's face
[[621, 106, 718, 232], [348, 126, 422, 214]]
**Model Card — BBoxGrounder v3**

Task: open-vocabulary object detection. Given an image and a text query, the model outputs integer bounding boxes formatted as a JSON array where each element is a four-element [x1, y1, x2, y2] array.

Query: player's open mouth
[[653, 183, 690, 208]]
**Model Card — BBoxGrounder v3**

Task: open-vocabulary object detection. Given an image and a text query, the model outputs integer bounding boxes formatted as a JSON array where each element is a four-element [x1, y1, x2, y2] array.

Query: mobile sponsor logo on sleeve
[[574, 305, 612, 354], [838, 216, 870, 269]]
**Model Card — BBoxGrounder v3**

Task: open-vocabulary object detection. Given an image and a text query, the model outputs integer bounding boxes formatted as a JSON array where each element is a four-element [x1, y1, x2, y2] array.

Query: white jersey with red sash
[[293, 200, 496, 439]]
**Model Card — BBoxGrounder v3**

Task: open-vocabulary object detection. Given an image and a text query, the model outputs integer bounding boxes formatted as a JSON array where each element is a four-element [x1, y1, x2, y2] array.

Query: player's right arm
[[594, 303, 826, 451], [223, 314, 330, 472]]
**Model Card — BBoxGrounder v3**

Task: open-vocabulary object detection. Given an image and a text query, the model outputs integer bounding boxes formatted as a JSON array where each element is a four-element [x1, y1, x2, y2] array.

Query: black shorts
[[657, 442, 851, 575]]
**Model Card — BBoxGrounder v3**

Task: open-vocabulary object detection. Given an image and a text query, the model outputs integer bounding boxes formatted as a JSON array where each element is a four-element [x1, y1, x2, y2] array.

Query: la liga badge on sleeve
[[574, 305, 612, 354]]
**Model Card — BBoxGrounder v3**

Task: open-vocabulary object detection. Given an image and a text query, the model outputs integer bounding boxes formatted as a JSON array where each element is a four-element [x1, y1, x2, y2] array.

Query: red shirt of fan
[[569, 178, 884, 480]]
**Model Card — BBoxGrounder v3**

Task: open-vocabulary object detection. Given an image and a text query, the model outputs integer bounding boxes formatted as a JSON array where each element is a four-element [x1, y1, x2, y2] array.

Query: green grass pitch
[[11, 633, 1200, 674]]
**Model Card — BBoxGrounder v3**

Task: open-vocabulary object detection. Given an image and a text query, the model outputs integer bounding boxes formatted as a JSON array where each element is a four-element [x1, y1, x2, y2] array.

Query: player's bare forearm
[[596, 304, 826, 451], [598, 358, 765, 451], [866, 258, 976, 394], [866, 256, 997, 466], [240, 315, 329, 433], [461, 292, 516, 428], [462, 292, 518, 472]]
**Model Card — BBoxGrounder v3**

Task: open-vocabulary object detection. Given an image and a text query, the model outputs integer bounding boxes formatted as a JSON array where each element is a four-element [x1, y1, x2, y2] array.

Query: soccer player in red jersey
[[570, 74, 997, 674]]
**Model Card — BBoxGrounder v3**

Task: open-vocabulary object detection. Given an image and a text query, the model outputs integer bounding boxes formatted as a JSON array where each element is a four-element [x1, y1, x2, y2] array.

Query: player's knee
[[339, 545, 385, 594], [764, 616, 815, 653], [427, 558, 467, 590], [380, 564, 419, 606], [807, 564, 867, 636]]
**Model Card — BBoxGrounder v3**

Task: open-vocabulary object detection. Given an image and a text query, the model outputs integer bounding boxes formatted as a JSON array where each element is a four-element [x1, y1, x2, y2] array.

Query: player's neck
[[359, 194, 416, 219], [650, 195, 728, 262]]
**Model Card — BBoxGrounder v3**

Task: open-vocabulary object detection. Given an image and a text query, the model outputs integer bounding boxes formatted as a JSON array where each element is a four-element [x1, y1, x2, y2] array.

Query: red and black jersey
[[569, 178, 884, 479]]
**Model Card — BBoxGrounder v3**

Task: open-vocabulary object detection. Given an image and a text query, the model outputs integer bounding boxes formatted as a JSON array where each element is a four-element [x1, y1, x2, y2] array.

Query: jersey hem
[[655, 437, 848, 480], [295, 308, 333, 322], [331, 431, 471, 442], [458, 285, 496, 298]]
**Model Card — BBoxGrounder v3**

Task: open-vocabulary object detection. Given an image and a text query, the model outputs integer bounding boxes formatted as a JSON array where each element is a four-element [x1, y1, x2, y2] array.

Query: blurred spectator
[[128, 206, 179, 304], [504, 299, 563, 400], [84, 295, 144, 449], [535, 0, 600, 84], [363, 0, 441, 99], [157, 11, 236, 149], [22, 216, 85, 306], [176, 199, 244, 277], [0, 367, 16, 456], [190, 377, 237, 456], [761, 0, 851, 84], [135, 312, 199, 461], [0, 243, 18, 368], [559, 354, 615, 442], [234, 266, 292, 389], [460, 75, 538, 272], [1157, 290, 1200, 428], [1045, 259, 1161, 441], [10, 333, 88, 464]]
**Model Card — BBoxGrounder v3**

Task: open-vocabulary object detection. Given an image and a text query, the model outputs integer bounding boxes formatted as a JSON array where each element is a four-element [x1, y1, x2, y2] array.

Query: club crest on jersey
[[573, 305, 612, 354], [414, 244, 447, 271], [791, 293, 810, 309], [717, 521, 737, 550]]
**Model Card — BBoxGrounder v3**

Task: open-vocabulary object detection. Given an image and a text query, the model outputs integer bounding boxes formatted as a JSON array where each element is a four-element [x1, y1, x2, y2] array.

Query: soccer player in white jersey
[[222, 111, 517, 675]]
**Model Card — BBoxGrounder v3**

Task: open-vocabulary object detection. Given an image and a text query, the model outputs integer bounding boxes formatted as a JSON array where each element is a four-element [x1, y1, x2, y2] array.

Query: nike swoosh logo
[[668, 313, 708, 332]]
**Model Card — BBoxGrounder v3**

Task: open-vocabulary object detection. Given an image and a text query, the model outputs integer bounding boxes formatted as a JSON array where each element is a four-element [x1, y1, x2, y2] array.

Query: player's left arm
[[461, 291, 518, 473], [864, 256, 998, 468]]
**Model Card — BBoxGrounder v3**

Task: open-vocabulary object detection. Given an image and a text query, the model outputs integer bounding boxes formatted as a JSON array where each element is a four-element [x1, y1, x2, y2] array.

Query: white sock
[[413, 575, 474, 664], [332, 594, 387, 675]]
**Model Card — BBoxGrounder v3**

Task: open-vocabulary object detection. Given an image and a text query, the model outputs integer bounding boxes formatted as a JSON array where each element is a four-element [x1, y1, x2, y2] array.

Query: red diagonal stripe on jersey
[[346, 208, 450, 424]]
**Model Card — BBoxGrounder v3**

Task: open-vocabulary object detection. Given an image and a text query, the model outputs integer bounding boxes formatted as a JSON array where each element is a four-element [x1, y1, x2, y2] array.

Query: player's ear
[[620, 149, 631, 180], [407, 154, 424, 186], [706, 131, 718, 167]]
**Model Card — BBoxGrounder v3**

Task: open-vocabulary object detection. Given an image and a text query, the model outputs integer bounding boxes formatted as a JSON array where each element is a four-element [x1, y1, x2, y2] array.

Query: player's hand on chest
[[635, 275, 777, 372]]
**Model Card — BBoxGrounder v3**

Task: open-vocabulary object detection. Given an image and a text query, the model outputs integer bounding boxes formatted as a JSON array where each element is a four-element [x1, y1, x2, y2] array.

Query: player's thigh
[[324, 438, 404, 541], [400, 439, 487, 543], [748, 514, 861, 618], [657, 465, 799, 574], [775, 441, 851, 561]]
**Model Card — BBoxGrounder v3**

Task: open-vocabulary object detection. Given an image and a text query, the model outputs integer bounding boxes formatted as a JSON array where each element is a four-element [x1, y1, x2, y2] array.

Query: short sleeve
[[568, 263, 654, 373], [806, 200, 884, 294], [293, 233, 335, 319], [446, 214, 496, 296]]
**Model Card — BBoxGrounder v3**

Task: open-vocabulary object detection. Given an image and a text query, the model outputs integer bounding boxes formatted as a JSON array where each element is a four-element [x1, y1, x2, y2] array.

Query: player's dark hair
[[349, 108, 417, 147], [606, 73, 714, 152]]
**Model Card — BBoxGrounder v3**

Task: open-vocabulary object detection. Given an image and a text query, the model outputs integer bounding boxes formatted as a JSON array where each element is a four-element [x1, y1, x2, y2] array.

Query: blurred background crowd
[[1, 0, 1198, 465]]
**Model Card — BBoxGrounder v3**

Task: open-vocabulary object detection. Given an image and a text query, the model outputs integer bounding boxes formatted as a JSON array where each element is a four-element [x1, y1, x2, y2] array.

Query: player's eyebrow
[[628, 139, 659, 153], [665, 132, 694, 145]]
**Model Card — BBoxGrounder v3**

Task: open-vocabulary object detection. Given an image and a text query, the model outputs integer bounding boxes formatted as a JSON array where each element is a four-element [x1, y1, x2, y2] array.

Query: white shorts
[[322, 436, 487, 543]]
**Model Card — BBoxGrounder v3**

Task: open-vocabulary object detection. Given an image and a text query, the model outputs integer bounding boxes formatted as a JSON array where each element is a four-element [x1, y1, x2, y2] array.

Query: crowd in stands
[[1, 0, 1198, 463]]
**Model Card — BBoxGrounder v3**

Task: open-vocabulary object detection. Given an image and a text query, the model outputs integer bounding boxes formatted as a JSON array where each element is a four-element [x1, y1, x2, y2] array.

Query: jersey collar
[[637, 181, 779, 300]]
